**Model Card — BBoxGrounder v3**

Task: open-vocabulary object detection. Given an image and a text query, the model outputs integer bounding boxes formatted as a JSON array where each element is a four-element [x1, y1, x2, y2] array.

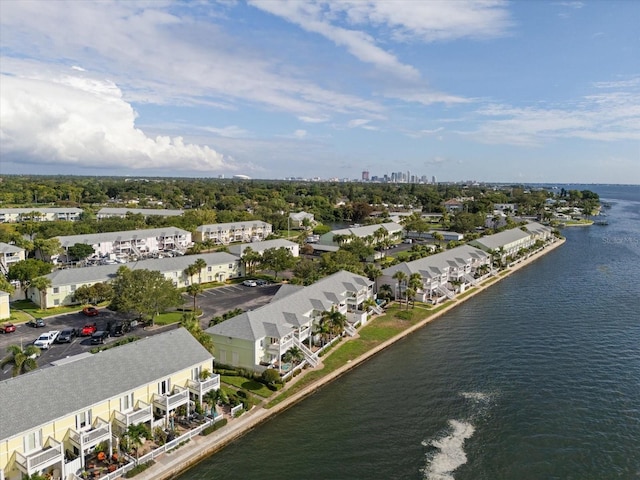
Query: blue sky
[[1, 0, 638, 183]]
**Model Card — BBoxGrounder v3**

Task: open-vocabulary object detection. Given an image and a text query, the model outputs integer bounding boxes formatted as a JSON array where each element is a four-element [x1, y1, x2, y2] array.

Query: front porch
[[68, 418, 112, 470]]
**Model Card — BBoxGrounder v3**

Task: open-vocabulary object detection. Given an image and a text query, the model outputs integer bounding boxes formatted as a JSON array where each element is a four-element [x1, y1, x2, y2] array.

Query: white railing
[[153, 387, 189, 411], [292, 336, 319, 367], [230, 404, 244, 417], [268, 337, 293, 352], [187, 375, 221, 397], [16, 438, 63, 472], [113, 402, 152, 427]]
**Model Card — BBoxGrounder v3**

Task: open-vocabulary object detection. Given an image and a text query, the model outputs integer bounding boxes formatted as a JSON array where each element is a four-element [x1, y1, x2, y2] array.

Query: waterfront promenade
[[134, 238, 566, 480]]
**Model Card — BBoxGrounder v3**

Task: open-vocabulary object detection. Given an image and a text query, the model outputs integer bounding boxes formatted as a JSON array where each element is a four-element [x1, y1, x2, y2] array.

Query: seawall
[[135, 237, 566, 480]]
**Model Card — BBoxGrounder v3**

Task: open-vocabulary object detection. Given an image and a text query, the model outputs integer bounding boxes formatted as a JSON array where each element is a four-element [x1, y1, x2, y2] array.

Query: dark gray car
[[56, 328, 78, 343]]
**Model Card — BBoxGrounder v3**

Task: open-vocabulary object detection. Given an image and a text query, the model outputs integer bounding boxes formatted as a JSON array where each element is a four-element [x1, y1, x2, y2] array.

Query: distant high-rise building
[[362, 170, 369, 181], [432, 175, 437, 184]]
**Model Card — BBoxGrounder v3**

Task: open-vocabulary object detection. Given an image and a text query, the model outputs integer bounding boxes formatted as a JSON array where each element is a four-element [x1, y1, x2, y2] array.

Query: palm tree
[[363, 264, 382, 294], [194, 258, 207, 284], [320, 308, 347, 342], [283, 345, 304, 367], [31, 276, 52, 309], [379, 284, 393, 301], [392, 270, 407, 305], [123, 423, 151, 465], [1, 344, 40, 377], [186, 283, 203, 314], [183, 264, 198, 285]]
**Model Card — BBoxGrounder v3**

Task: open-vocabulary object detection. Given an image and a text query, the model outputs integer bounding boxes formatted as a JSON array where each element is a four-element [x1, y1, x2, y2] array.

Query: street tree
[[262, 247, 295, 280], [8, 259, 53, 299], [110, 267, 183, 325]]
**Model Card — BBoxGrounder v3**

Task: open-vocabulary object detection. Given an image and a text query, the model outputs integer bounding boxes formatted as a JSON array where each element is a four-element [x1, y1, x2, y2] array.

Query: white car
[[242, 280, 258, 287], [34, 330, 60, 350]]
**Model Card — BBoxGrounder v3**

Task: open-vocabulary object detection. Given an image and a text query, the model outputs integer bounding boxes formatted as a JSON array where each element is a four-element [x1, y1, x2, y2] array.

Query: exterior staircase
[[344, 323, 357, 337], [292, 337, 319, 367], [463, 273, 479, 286], [437, 285, 455, 300]]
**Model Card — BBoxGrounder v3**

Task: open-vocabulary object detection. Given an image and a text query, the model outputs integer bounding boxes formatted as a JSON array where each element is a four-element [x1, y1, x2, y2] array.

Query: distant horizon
[[2, 1, 639, 183]]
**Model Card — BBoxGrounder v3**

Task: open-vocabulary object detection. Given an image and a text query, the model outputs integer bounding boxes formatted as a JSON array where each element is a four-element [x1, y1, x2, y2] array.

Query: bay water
[[178, 185, 640, 480]]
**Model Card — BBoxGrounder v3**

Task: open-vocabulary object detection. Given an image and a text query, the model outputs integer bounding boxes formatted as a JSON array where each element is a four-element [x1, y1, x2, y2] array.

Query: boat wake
[[421, 420, 475, 480]]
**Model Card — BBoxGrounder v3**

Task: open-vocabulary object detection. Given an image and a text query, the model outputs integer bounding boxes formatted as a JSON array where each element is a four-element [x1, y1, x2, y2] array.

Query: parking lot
[[1, 282, 280, 381]]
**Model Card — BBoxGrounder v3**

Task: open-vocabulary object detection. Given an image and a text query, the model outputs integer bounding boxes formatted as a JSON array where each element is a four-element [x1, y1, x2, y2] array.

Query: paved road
[[1, 282, 280, 381]]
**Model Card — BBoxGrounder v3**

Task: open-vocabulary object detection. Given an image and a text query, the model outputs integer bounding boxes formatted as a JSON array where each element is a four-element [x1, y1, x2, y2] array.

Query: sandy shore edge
[[137, 238, 566, 480]]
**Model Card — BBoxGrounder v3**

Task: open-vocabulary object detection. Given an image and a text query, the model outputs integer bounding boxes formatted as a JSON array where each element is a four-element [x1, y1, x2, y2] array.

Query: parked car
[[34, 330, 60, 349], [26, 318, 46, 328], [56, 328, 78, 343], [112, 322, 129, 337], [255, 279, 268, 286], [91, 330, 109, 345], [0, 323, 17, 333], [80, 323, 98, 336], [82, 306, 99, 317], [242, 280, 258, 287]]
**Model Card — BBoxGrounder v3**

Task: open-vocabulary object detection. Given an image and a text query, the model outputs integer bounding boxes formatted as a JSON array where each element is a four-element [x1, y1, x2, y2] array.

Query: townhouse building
[[318, 222, 402, 247], [194, 221, 272, 245], [381, 245, 491, 303], [0, 329, 219, 480], [0, 208, 83, 223], [207, 271, 374, 373], [227, 239, 299, 258], [27, 252, 241, 308], [522, 221, 554, 241], [288, 212, 315, 229], [96, 208, 184, 220], [0, 243, 26, 276], [53, 227, 192, 262], [469, 227, 535, 261]]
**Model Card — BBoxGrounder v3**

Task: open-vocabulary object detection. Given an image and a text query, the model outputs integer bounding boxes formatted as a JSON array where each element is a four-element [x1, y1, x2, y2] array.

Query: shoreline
[[136, 237, 567, 480]]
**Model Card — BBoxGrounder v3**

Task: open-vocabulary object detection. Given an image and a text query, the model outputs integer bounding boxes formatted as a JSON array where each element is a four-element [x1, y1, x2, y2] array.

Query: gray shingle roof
[[55, 227, 191, 248], [97, 208, 184, 217], [382, 244, 489, 277], [470, 228, 531, 251], [206, 271, 372, 341], [0, 329, 213, 441], [331, 222, 402, 238], [195, 221, 271, 232], [46, 252, 239, 287], [0, 242, 24, 254], [227, 239, 297, 256]]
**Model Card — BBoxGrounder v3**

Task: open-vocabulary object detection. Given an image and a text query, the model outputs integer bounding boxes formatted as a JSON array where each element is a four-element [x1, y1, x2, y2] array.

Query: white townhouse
[[27, 252, 241, 308], [469, 227, 535, 261], [522, 221, 554, 242], [318, 222, 403, 247], [0, 208, 83, 223], [54, 227, 192, 261], [227, 239, 299, 258], [0, 243, 26, 275], [194, 221, 272, 245], [0, 329, 219, 480], [96, 208, 184, 220], [288, 211, 315, 229], [381, 245, 491, 303], [207, 270, 374, 373]]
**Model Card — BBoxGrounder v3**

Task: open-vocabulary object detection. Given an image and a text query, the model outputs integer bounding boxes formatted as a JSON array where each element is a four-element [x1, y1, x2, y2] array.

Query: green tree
[[31, 276, 52, 309], [68, 243, 95, 262], [240, 247, 261, 276], [320, 307, 347, 341], [261, 247, 295, 280], [1, 344, 40, 376], [123, 423, 151, 465], [194, 258, 207, 284], [292, 258, 321, 285], [392, 270, 408, 305], [186, 283, 203, 313], [184, 263, 199, 285], [8, 259, 53, 299], [363, 264, 382, 293], [0, 276, 15, 295], [110, 267, 182, 325], [33, 237, 63, 261]]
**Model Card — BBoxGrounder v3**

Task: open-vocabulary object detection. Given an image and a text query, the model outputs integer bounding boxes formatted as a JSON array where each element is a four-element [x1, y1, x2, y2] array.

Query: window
[[228, 264, 233, 268], [54, 299, 60, 306], [53, 287, 59, 294], [76, 409, 92, 430], [158, 379, 171, 395], [24, 429, 42, 452], [71, 284, 76, 291], [219, 350, 227, 363], [232, 352, 239, 365], [120, 393, 134, 412], [191, 367, 200, 381]]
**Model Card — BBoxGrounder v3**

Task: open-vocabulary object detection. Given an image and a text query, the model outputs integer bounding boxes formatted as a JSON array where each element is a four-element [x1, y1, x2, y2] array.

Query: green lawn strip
[[11, 299, 83, 319], [153, 311, 184, 326], [456, 288, 477, 300], [221, 375, 274, 398]]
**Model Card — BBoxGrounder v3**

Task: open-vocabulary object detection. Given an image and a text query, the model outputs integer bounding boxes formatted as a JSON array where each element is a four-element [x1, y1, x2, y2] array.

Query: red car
[[80, 323, 98, 336], [82, 306, 99, 317], [0, 323, 16, 333]]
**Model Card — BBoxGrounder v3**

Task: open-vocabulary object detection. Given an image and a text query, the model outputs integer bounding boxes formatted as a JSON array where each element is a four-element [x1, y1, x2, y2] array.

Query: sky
[[0, 0, 638, 184]]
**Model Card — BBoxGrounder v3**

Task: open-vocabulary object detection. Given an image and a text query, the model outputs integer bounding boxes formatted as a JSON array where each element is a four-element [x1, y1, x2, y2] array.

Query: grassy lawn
[[266, 304, 441, 408], [10, 299, 84, 320], [153, 312, 184, 326], [221, 375, 274, 398]]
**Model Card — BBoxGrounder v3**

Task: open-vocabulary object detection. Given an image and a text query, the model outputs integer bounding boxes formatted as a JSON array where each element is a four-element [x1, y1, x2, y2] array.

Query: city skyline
[[1, 1, 638, 184]]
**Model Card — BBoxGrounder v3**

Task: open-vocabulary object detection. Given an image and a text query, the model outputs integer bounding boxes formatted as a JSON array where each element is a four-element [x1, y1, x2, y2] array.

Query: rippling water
[[178, 185, 640, 480]]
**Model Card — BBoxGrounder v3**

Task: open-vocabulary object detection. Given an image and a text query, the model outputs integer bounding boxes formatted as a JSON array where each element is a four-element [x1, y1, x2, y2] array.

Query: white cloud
[[201, 125, 250, 138], [348, 118, 372, 128], [298, 115, 330, 123], [0, 72, 234, 172], [294, 129, 307, 138]]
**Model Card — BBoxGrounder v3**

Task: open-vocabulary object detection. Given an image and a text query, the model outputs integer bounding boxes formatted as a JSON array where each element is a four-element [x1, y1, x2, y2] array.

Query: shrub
[[123, 460, 155, 478], [201, 418, 228, 435], [262, 368, 280, 385]]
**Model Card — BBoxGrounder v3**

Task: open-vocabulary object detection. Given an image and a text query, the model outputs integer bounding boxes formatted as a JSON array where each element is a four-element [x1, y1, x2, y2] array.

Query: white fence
[[230, 404, 244, 417]]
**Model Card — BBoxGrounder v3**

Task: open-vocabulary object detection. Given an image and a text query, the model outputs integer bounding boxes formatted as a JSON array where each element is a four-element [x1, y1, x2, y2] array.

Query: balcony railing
[[15, 438, 63, 473], [69, 419, 111, 450], [113, 401, 153, 428], [153, 387, 189, 412], [187, 375, 221, 397], [267, 337, 293, 352]]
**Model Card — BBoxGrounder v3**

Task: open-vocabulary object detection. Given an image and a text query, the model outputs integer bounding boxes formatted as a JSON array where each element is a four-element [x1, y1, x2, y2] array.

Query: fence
[[230, 404, 244, 417]]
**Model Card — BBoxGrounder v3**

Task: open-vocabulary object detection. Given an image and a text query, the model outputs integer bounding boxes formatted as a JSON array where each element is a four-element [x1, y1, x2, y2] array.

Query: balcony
[[69, 419, 111, 451], [187, 375, 221, 398], [153, 387, 189, 413], [113, 401, 153, 428], [15, 438, 63, 474], [267, 337, 293, 353]]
